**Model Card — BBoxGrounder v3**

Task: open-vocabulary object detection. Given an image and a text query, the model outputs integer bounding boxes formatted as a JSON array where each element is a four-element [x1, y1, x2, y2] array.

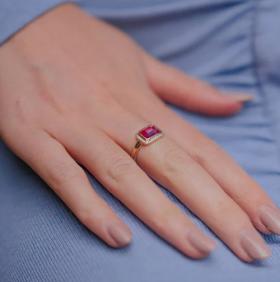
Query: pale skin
[[1, 4, 280, 262]]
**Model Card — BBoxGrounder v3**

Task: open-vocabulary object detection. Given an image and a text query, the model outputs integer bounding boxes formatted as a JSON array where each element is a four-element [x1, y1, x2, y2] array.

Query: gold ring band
[[131, 125, 163, 162], [131, 140, 143, 161]]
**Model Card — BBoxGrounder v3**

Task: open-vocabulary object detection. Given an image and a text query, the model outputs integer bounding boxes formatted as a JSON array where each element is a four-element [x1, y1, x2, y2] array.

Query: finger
[[140, 100, 280, 236], [143, 53, 253, 116], [2, 125, 131, 248], [195, 144, 280, 235], [51, 121, 216, 259], [101, 109, 270, 262]]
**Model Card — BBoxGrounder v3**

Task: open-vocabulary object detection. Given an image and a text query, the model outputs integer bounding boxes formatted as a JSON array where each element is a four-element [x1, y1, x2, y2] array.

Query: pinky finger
[[143, 53, 253, 116], [3, 126, 132, 248]]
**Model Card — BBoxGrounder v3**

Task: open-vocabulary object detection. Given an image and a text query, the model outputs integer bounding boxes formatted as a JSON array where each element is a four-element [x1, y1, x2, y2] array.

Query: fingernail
[[259, 205, 280, 234], [188, 232, 216, 255], [108, 224, 131, 247], [240, 230, 271, 260], [227, 94, 254, 102]]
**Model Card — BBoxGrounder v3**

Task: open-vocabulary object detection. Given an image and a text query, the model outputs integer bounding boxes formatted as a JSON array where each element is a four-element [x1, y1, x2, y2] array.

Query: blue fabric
[[1, 0, 280, 281], [0, 0, 72, 44]]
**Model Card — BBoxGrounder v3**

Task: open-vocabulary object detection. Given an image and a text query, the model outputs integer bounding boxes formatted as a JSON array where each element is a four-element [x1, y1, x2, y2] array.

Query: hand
[[1, 4, 279, 262]]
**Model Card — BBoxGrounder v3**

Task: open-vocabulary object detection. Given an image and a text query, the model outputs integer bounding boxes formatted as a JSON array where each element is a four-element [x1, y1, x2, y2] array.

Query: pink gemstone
[[139, 125, 161, 139]]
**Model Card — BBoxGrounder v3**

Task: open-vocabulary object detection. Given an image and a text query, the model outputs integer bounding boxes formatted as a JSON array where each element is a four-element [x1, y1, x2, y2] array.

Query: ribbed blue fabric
[[0, 0, 280, 281]]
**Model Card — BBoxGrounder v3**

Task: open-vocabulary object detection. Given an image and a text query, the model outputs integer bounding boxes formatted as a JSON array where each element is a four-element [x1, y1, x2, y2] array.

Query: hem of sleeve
[[0, 0, 73, 45]]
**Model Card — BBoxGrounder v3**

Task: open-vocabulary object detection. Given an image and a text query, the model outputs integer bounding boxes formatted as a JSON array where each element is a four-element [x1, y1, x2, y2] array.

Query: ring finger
[[50, 119, 216, 259]]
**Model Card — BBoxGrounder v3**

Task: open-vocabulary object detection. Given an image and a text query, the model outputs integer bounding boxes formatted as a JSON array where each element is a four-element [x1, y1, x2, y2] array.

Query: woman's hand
[[1, 4, 279, 262]]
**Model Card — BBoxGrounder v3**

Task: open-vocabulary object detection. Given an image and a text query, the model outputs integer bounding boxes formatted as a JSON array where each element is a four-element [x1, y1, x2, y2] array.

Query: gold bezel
[[136, 131, 163, 145]]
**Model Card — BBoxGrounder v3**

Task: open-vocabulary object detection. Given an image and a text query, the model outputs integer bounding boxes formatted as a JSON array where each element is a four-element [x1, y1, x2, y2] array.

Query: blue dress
[[1, 1, 280, 281]]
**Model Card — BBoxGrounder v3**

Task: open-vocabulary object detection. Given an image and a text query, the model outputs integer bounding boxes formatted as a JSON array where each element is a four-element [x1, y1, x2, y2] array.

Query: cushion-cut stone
[[139, 125, 161, 139]]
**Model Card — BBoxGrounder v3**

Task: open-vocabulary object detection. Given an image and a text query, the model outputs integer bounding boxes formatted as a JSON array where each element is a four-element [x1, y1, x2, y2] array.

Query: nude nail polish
[[188, 232, 216, 255], [240, 230, 271, 261], [108, 224, 131, 247], [228, 94, 254, 102], [259, 205, 280, 234]]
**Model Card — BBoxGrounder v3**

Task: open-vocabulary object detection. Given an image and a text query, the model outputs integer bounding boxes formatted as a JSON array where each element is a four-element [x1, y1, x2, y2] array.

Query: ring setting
[[131, 124, 163, 161]]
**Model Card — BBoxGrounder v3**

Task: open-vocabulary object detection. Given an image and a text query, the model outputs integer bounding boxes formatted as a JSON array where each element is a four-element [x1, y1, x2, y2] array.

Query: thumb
[[144, 54, 253, 116]]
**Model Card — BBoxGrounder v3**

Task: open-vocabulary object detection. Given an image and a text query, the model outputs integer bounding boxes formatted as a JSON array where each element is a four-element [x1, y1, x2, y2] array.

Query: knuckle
[[163, 145, 189, 174], [107, 156, 135, 183], [76, 209, 95, 228], [149, 208, 178, 233], [188, 150, 204, 165], [47, 161, 84, 189], [150, 217, 166, 233], [93, 91, 118, 110], [13, 97, 37, 126], [191, 140, 221, 165]]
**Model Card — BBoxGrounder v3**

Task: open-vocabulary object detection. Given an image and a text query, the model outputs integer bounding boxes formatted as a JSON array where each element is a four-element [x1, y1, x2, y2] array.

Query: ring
[[131, 124, 164, 161]]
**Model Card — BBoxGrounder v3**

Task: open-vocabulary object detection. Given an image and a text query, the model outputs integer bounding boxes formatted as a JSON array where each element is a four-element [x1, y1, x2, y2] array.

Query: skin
[[0, 4, 279, 262]]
